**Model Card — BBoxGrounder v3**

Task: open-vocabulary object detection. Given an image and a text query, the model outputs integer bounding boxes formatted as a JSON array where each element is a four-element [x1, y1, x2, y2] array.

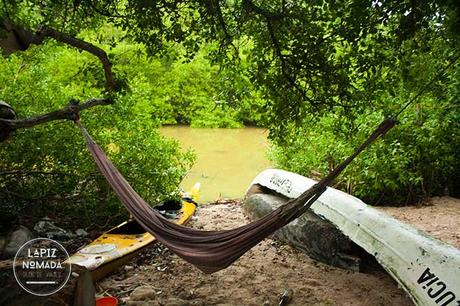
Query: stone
[[3, 225, 34, 258], [124, 265, 134, 271], [75, 228, 88, 237], [0, 236, 6, 258], [130, 286, 157, 301], [126, 301, 154, 306], [34, 219, 73, 240], [243, 193, 362, 271]]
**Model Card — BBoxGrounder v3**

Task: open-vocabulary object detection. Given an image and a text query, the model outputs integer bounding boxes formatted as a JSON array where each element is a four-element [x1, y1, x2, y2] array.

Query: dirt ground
[[97, 197, 459, 306], [379, 196, 460, 248]]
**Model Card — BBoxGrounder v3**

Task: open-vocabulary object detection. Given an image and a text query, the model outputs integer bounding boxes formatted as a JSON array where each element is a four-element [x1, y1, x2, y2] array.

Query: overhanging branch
[[0, 20, 118, 92], [33, 26, 118, 91], [0, 98, 113, 139], [265, 18, 317, 105]]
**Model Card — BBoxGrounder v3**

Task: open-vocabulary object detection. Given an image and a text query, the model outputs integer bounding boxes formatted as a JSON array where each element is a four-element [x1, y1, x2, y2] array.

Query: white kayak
[[249, 169, 460, 306]]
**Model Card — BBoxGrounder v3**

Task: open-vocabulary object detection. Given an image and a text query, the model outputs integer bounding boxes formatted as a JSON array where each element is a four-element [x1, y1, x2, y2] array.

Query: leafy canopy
[[2, 0, 459, 126]]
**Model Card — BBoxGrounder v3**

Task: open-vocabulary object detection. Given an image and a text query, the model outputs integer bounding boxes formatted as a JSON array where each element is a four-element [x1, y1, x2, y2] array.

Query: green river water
[[160, 126, 272, 202]]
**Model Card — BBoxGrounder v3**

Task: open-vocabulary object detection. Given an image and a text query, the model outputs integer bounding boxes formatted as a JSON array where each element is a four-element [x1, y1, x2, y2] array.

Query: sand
[[97, 197, 459, 305]]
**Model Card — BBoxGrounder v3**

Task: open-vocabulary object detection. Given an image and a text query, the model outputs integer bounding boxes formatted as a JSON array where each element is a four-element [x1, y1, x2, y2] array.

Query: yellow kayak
[[67, 183, 200, 281]]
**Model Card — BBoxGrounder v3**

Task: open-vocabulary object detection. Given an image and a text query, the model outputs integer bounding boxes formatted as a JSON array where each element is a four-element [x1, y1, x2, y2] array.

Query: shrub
[[270, 97, 460, 205]]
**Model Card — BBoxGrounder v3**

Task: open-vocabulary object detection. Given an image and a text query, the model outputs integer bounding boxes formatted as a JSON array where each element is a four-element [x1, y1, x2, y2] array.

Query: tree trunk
[[244, 186, 366, 271]]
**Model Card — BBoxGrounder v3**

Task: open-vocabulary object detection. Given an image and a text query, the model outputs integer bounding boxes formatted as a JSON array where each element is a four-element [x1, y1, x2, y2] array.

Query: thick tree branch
[[33, 26, 118, 91], [0, 98, 112, 137], [0, 20, 118, 91], [0, 22, 120, 141]]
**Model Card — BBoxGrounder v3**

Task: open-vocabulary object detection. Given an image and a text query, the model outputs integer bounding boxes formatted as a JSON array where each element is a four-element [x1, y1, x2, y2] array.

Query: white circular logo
[[13, 238, 71, 296]]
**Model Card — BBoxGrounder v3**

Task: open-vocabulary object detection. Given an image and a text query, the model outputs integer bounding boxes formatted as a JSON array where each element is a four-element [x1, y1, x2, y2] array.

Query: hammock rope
[[74, 117, 395, 273]]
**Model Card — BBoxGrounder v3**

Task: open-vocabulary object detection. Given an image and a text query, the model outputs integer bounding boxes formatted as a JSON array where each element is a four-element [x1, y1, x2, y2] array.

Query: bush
[[270, 95, 460, 205]]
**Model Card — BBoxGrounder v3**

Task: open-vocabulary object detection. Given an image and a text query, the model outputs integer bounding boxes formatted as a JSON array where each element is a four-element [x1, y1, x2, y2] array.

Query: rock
[[3, 226, 34, 258], [75, 228, 88, 237], [124, 265, 134, 271], [34, 219, 73, 240], [130, 286, 157, 301], [243, 193, 362, 271]]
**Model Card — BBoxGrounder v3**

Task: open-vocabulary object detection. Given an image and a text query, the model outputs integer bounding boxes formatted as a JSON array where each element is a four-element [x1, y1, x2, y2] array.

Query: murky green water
[[160, 126, 272, 202]]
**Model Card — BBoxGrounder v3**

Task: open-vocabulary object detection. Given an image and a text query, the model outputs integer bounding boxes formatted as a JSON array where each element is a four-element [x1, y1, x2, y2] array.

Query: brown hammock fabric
[[75, 118, 396, 274]]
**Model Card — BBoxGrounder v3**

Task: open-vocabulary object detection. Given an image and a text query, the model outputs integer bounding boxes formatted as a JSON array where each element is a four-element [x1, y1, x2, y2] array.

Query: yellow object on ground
[[67, 183, 200, 281]]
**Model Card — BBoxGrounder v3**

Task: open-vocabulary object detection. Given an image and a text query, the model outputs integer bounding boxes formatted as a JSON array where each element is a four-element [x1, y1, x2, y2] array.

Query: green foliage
[[270, 43, 460, 205], [0, 24, 266, 229], [112, 0, 460, 128], [4, 0, 459, 125], [84, 25, 265, 128], [0, 42, 195, 230]]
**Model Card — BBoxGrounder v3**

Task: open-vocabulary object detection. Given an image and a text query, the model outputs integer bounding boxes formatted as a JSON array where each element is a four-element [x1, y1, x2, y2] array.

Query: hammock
[[75, 118, 396, 273]]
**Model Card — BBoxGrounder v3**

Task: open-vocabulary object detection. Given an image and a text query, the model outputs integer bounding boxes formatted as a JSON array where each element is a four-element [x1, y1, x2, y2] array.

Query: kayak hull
[[67, 183, 200, 281], [249, 169, 460, 306]]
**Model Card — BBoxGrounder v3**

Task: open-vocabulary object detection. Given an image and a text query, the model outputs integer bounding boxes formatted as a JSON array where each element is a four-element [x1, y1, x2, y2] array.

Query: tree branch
[[1, 20, 119, 91], [239, 1, 318, 105], [265, 18, 318, 105], [0, 98, 113, 138], [213, 0, 239, 58], [33, 26, 118, 91], [242, 0, 287, 21], [0, 22, 120, 141]]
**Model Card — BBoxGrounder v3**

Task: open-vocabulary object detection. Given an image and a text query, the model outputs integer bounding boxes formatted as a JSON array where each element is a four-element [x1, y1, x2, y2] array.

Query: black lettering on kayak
[[418, 267, 436, 285], [417, 267, 458, 305], [269, 174, 293, 194], [428, 281, 447, 298], [435, 291, 456, 306], [426, 277, 440, 288]]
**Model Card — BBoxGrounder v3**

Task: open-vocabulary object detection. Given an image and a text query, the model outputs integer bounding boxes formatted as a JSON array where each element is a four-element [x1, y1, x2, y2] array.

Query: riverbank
[[96, 196, 459, 305]]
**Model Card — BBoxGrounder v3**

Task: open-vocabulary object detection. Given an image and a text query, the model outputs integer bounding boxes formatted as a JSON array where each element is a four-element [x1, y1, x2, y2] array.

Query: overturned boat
[[67, 183, 200, 281], [248, 169, 460, 306]]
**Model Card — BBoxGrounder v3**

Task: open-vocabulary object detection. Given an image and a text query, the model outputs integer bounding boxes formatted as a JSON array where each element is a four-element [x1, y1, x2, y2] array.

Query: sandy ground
[[378, 196, 460, 248], [97, 197, 459, 306]]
